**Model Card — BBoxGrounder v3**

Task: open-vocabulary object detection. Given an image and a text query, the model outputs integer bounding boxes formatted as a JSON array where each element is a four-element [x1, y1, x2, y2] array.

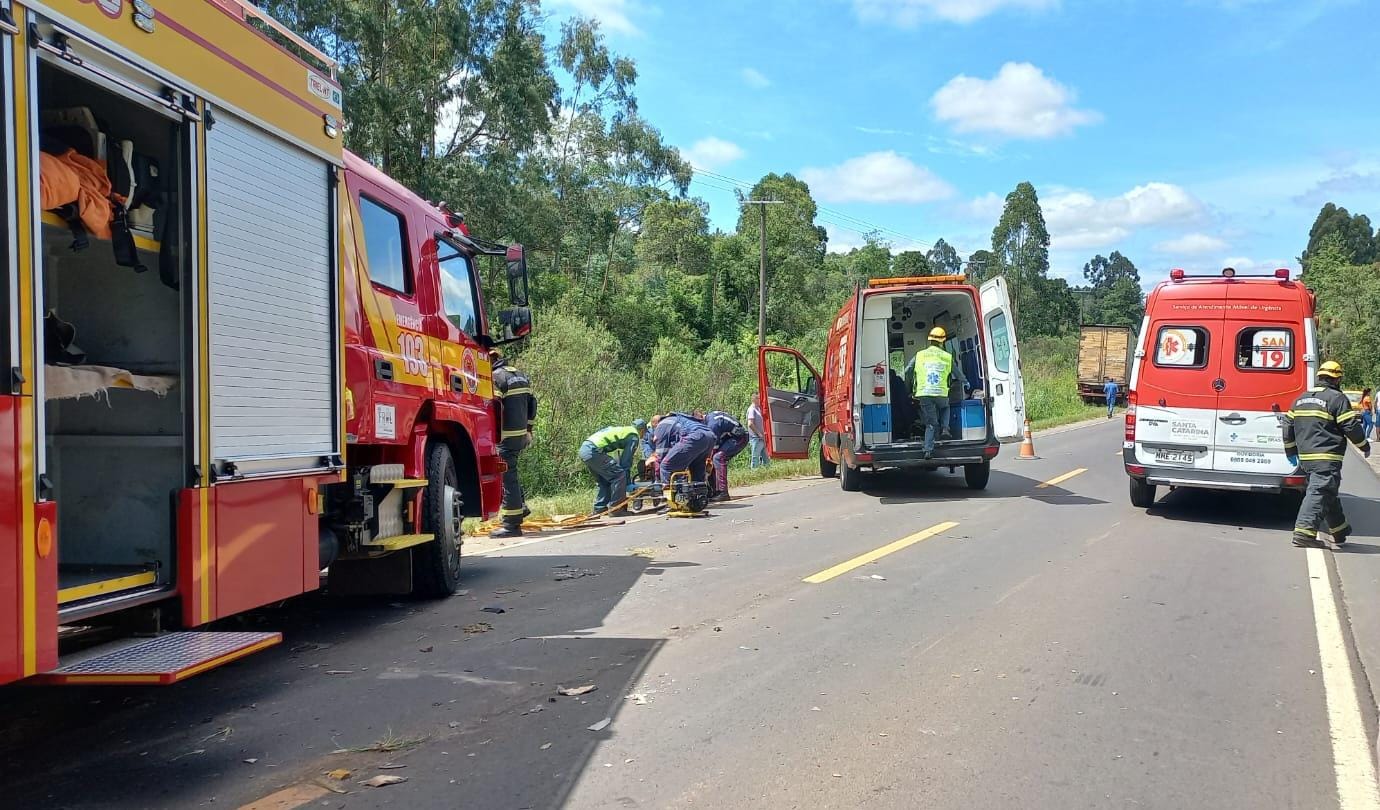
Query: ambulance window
[[438, 250, 481, 339], [1236, 327, 1293, 371], [1153, 326, 1209, 368], [360, 196, 411, 295], [987, 311, 1011, 373]]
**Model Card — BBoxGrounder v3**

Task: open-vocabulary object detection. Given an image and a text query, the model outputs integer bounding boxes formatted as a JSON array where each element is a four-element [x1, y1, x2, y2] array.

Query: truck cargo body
[[1077, 324, 1134, 402]]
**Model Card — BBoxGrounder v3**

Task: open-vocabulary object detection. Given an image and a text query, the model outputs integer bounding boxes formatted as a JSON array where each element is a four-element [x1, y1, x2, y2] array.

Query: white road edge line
[[1306, 547, 1380, 810]]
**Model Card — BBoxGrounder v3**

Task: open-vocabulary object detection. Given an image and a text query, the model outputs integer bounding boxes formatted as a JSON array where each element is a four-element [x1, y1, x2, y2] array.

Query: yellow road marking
[[1036, 468, 1087, 489], [1306, 548, 1380, 810], [803, 521, 958, 584]]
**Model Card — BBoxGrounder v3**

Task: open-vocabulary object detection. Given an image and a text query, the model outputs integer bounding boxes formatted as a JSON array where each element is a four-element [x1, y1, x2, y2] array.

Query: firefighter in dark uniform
[[489, 348, 536, 539], [1283, 360, 1370, 548]]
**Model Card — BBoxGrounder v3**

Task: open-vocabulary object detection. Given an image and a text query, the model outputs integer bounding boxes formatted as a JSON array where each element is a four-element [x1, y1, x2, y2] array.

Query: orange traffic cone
[[1017, 418, 1039, 460]]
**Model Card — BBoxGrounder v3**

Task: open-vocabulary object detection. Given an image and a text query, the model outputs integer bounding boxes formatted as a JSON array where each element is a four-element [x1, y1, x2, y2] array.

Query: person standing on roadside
[[1283, 360, 1369, 548], [1361, 387, 1374, 439], [746, 399, 768, 468], [1104, 377, 1119, 419], [489, 347, 536, 539]]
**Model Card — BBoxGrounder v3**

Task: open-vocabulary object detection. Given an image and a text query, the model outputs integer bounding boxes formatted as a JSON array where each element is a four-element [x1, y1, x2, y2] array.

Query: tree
[[1083, 251, 1140, 289], [1302, 203, 1377, 269], [926, 239, 962, 275], [892, 250, 931, 278], [1098, 277, 1145, 327], [967, 249, 996, 283], [636, 198, 711, 275], [733, 174, 828, 338], [991, 182, 1051, 337]]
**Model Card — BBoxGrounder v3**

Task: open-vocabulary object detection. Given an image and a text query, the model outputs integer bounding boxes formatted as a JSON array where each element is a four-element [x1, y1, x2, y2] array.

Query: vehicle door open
[[757, 346, 821, 459], [979, 277, 1026, 441]]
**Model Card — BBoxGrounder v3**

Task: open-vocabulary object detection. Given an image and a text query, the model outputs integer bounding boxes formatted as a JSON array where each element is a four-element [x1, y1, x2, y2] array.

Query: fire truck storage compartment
[[37, 60, 186, 608], [861, 289, 986, 445], [205, 109, 337, 478]]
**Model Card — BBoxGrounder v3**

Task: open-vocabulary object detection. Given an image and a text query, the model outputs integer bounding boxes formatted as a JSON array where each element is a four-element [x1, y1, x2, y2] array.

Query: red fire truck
[[0, 0, 529, 685]]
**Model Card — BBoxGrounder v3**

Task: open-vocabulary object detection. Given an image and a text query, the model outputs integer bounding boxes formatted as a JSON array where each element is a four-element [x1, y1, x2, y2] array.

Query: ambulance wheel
[[964, 461, 990, 490], [414, 442, 463, 598], [840, 457, 863, 492], [1129, 477, 1157, 509], [820, 445, 838, 479]]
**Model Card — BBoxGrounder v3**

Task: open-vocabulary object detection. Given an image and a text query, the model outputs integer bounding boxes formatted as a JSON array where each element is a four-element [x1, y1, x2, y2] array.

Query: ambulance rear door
[[1132, 291, 1224, 472], [979, 277, 1026, 441]]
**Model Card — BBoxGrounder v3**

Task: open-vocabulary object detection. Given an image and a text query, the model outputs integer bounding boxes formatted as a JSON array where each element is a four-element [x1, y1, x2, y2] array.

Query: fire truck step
[[362, 533, 434, 552], [374, 478, 429, 489], [58, 565, 158, 605], [34, 631, 281, 685]]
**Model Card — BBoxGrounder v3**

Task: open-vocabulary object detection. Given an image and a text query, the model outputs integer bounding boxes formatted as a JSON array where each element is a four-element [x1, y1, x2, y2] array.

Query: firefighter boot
[[1292, 531, 1326, 549], [489, 522, 523, 539]]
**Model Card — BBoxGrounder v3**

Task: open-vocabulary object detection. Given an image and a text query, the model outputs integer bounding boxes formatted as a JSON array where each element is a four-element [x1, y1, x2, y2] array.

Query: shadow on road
[[0, 551, 677, 809], [867, 469, 1106, 507], [1149, 487, 1298, 529]]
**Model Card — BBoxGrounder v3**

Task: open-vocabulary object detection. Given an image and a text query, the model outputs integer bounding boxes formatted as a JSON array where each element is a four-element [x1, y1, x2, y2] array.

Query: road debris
[[419, 646, 434, 653], [481, 605, 506, 614], [463, 622, 492, 634], [379, 763, 407, 770], [326, 769, 352, 781], [558, 685, 598, 696], [870, 574, 886, 581], [361, 775, 407, 788], [540, 742, 553, 750], [588, 718, 612, 732], [554, 568, 598, 581], [627, 693, 649, 705], [243, 758, 258, 764], [629, 547, 657, 558], [522, 706, 544, 715]]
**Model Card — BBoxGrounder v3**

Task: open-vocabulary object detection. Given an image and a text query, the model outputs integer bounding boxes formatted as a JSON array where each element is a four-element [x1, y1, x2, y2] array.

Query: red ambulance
[[758, 275, 1026, 492], [1123, 267, 1314, 507]]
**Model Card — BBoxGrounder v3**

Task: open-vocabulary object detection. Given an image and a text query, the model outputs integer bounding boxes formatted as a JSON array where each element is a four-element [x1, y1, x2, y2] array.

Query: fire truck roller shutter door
[[206, 110, 337, 475]]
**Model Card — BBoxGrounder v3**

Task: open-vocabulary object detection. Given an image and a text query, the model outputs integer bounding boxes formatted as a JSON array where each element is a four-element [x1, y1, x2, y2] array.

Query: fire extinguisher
[[872, 363, 886, 396]]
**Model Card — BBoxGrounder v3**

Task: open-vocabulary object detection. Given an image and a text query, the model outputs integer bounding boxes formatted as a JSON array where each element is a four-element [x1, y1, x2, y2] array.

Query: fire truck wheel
[[839, 456, 863, 492], [414, 442, 463, 598], [820, 445, 838, 479]]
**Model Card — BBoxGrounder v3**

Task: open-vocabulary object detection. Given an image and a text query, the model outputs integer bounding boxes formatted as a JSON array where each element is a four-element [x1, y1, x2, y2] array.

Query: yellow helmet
[[1318, 360, 1343, 379], [928, 326, 947, 342]]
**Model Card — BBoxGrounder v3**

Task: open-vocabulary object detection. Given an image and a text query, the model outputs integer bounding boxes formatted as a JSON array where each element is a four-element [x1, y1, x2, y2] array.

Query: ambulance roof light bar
[[868, 274, 967, 287], [1168, 267, 1292, 282]]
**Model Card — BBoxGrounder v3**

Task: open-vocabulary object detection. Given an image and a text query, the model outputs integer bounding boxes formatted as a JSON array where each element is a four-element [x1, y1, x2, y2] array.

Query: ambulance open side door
[[757, 346, 821, 459], [980, 277, 1026, 442]]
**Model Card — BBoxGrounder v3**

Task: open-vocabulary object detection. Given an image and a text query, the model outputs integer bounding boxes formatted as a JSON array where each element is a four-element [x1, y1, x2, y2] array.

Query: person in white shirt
[[746, 400, 768, 468]]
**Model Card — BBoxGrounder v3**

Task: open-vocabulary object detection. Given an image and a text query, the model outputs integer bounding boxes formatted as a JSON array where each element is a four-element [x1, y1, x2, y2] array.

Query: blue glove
[[1286, 454, 1299, 466]]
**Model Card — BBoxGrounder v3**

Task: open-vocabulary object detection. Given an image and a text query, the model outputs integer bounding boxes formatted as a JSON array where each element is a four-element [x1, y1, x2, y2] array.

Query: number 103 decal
[[400, 332, 431, 376]]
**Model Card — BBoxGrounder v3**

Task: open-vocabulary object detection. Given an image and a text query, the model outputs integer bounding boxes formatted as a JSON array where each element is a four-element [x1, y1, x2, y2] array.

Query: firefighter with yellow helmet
[[1283, 360, 1370, 548]]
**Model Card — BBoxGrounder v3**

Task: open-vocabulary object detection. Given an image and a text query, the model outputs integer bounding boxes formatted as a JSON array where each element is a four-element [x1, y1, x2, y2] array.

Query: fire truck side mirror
[[498, 306, 532, 341], [505, 244, 529, 308]]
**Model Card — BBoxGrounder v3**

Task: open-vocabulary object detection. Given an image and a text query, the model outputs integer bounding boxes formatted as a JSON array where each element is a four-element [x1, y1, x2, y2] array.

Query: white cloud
[[930, 62, 1100, 139], [853, 0, 1058, 26], [684, 137, 746, 170], [855, 125, 912, 136], [800, 151, 955, 204], [1044, 182, 1205, 250], [957, 192, 1005, 221], [1155, 233, 1229, 255], [741, 67, 771, 89], [824, 224, 868, 254], [546, 0, 642, 35], [1220, 256, 1298, 273]]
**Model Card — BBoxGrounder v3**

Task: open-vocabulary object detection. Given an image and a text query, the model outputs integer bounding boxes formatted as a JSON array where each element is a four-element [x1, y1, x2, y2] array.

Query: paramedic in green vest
[[580, 420, 648, 517], [1283, 360, 1370, 548], [915, 326, 955, 460]]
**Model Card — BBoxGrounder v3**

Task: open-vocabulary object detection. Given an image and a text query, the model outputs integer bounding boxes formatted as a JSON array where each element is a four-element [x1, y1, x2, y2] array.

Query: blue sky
[[546, 0, 1380, 286]]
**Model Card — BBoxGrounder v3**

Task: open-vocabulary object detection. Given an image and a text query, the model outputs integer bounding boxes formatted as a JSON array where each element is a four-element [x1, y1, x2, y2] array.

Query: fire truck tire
[[413, 442, 463, 598], [820, 445, 838, 479], [839, 456, 863, 492]]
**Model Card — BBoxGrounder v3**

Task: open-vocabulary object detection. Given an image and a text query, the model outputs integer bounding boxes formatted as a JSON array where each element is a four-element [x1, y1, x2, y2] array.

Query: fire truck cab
[[0, 0, 527, 686]]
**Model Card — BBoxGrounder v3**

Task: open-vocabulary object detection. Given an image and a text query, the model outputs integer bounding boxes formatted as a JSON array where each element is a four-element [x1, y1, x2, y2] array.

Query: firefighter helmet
[[1318, 360, 1343, 379], [928, 326, 947, 342]]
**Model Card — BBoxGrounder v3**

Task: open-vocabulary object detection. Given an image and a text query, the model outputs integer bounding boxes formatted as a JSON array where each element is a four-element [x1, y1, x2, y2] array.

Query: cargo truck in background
[[0, 0, 530, 686], [1077, 324, 1135, 402]]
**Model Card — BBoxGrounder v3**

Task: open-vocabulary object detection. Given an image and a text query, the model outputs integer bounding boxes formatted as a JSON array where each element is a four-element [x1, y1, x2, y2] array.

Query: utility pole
[[740, 199, 785, 346]]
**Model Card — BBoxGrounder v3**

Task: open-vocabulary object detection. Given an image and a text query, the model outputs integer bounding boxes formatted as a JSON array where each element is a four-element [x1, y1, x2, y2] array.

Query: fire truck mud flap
[[31, 631, 281, 686]]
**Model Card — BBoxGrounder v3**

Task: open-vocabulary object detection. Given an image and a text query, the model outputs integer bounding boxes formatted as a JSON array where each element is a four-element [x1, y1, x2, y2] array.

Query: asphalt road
[[4, 419, 1380, 809]]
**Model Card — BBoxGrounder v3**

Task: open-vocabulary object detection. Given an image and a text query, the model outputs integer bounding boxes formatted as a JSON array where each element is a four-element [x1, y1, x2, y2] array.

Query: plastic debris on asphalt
[[588, 718, 612, 732], [558, 685, 598, 696]]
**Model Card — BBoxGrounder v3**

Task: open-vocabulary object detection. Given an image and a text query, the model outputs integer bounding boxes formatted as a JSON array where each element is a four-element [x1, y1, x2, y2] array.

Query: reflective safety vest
[[913, 344, 953, 398], [587, 425, 639, 453]]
